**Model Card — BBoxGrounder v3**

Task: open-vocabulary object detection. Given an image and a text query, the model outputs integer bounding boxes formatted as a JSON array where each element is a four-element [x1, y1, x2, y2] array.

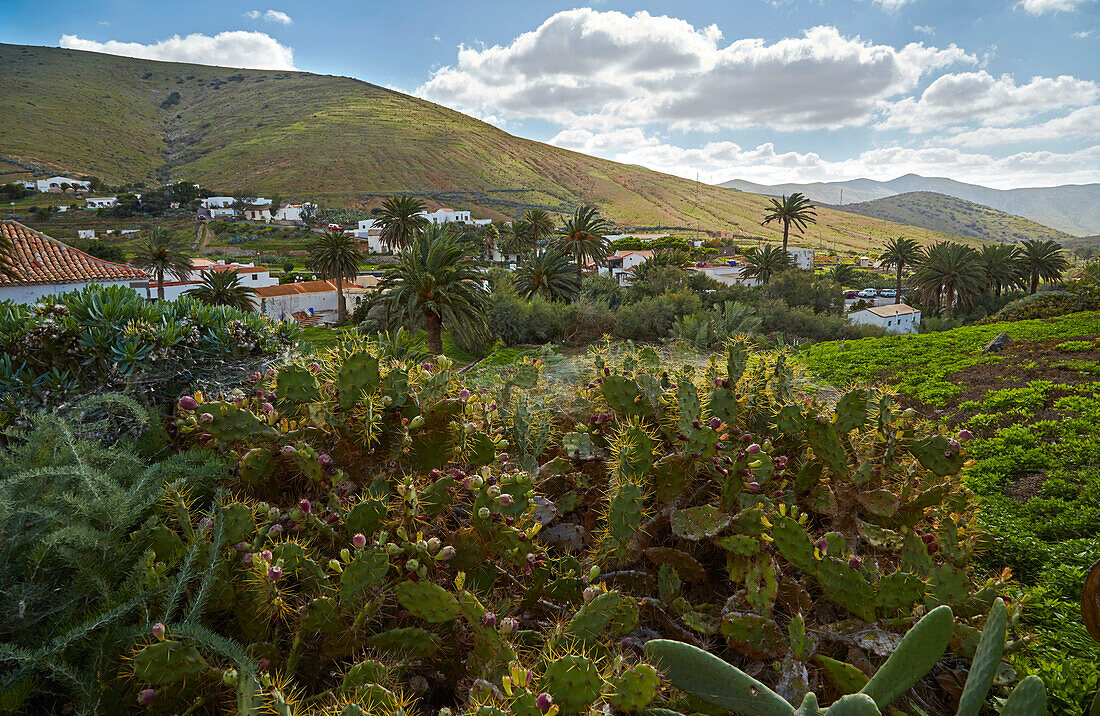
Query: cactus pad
[[395, 580, 461, 623], [542, 654, 603, 715]]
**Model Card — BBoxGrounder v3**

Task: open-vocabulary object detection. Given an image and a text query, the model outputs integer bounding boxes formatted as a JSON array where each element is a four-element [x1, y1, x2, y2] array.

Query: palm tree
[[377, 224, 489, 355], [513, 209, 556, 260], [762, 193, 817, 252], [878, 237, 923, 304], [913, 242, 984, 318], [377, 195, 429, 252], [648, 248, 692, 268], [1018, 239, 1069, 294], [552, 206, 613, 282], [828, 263, 857, 287], [516, 250, 580, 301], [186, 270, 257, 311], [978, 244, 1023, 296], [132, 226, 192, 301], [740, 245, 792, 285], [308, 229, 361, 322], [482, 223, 500, 263]]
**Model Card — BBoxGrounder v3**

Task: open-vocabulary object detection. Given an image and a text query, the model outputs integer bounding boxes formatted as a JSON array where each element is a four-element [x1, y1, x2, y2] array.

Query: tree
[[132, 227, 192, 301], [762, 193, 817, 252], [978, 244, 1023, 296], [516, 250, 580, 301], [878, 237, 924, 304], [186, 270, 257, 311], [376, 224, 489, 355], [828, 263, 857, 287], [281, 260, 295, 275], [268, 194, 283, 220], [1018, 239, 1069, 294], [912, 242, 984, 318], [377, 195, 429, 252], [552, 206, 613, 282], [740, 245, 792, 285], [511, 209, 556, 261], [308, 229, 361, 322], [482, 223, 500, 262], [231, 193, 256, 219], [300, 202, 319, 225]]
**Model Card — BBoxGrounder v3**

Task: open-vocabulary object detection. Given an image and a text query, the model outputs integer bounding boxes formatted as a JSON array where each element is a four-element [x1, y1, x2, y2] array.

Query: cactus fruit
[[395, 580, 461, 623], [131, 640, 210, 685], [542, 655, 602, 715], [608, 663, 659, 711]]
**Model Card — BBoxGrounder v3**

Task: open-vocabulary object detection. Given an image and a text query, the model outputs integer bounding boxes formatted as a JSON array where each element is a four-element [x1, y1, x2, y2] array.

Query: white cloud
[[58, 31, 296, 70], [550, 128, 1100, 188], [417, 9, 973, 132], [913, 25, 934, 34], [880, 70, 1099, 132], [245, 9, 292, 24], [940, 105, 1100, 146], [1073, 30, 1093, 37], [98, 20, 110, 26], [1017, 0, 1091, 14], [872, 0, 915, 9]]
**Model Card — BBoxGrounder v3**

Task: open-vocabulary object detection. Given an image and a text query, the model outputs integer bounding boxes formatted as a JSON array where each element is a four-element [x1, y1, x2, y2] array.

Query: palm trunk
[[945, 286, 955, 319], [425, 309, 444, 355], [782, 220, 790, 252], [336, 275, 346, 323], [157, 268, 165, 301], [895, 265, 902, 304], [1030, 273, 1039, 294]]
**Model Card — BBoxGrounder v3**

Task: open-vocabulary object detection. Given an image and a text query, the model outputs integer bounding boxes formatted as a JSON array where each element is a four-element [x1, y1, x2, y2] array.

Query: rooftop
[[0, 220, 148, 286], [865, 303, 920, 318], [254, 280, 337, 298]]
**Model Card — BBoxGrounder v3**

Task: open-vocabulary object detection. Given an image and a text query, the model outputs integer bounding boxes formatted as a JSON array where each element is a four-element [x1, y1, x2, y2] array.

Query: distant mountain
[[827, 191, 1077, 246], [720, 174, 1100, 236]]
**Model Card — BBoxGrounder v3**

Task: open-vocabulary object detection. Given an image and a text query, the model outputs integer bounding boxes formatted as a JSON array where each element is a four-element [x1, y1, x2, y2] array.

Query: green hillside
[[0, 43, 982, 253], [830, 191, 1077, 245]]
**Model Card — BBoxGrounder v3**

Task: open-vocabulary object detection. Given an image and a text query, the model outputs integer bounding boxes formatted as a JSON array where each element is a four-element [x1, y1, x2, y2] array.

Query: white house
[[0, 220, 149, 304], [788, 248, 815, 270], [687, 265, 761, 287], [487, 248, 521, 266], [199, 196, 271, 220], [77, 229, 96, 239], [254, 280, 339, 322], [849, 303, 921, 333], [86, 197, 118, 209], [601, 250, 654, 284], [148, 261, 279, 301], [274, 203, 315, 222], [419, 207, 471, 225], [354, 219, 391, 254], [19, 177, 92, 193]]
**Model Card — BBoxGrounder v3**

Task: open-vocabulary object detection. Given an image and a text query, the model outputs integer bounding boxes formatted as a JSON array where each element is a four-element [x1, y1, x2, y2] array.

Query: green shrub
[[614, 291, 701, 340]]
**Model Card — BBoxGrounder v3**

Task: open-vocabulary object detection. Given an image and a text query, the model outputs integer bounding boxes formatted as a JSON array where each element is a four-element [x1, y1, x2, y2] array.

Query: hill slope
[[0, 43, 980, 253], [721, 174, 1100, 236], [827, 191, 1077, 245]]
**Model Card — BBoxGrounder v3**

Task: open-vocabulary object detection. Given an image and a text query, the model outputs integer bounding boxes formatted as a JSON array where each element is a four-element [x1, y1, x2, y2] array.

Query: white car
[[880, 288, 897, 297], [857, 288, 878, 298]]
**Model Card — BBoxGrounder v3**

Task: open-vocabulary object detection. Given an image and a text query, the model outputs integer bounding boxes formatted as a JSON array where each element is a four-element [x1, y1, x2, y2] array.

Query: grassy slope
[[829, 191, 1077, 246], [803, 313, 1100, 713], [0, 44, 982, 253]]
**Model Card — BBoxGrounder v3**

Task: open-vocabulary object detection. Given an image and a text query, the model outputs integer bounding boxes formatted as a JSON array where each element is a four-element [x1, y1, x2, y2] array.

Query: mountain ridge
[[0, 43, 981, 253], [719, 175, 1100, 236]]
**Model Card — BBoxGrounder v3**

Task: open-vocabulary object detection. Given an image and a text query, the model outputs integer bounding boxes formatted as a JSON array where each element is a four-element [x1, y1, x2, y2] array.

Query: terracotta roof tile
[[866, 303, 919, 318], [254, 280, 337, 298], [0, 220, 148, 286]]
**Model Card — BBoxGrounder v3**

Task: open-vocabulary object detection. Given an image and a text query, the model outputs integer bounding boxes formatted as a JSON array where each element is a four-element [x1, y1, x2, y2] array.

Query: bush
[[615, 291, 702, 341], [759, 271, 843, 314], [987, 290, 1100, 322], [756, 298, 885, 342]]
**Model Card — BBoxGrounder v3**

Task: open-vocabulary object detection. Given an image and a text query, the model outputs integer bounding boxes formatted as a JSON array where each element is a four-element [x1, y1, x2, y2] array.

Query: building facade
[[849, 303, 921, 333]]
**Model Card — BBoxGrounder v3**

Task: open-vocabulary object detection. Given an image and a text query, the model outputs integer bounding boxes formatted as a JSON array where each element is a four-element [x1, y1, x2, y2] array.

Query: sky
[[1, 1, 1098, 189]]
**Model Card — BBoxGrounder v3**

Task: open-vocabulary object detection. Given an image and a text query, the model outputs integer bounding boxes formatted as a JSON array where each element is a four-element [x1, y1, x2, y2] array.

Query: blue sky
[[2, 0, 1098, 188]]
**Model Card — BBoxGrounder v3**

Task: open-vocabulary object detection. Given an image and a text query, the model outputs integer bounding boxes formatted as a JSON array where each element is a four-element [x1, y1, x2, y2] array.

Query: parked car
[[326, 223, 344, 230], [857, 288, 877, 298], [844, 290, 858, 299], [880, 288, 897, 297]]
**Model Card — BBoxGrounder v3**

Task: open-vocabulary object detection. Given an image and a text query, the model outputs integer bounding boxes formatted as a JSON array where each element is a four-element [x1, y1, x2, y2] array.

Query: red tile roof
[[0, 220, 148, 286], [254, 280, 337, 298]]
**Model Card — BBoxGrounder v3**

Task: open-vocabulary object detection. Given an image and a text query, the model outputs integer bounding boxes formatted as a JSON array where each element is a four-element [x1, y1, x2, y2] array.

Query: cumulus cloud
[[417, 9, 974, 132], [880, 70, 1099, 132], [245, 9, 293, 24], [58, 31, 296, 70], [872, 0, 915, 9], [550, 128, 1100, 188], [913, 25, 934, 34], [1017, 0, 1092, 14], [940, 105, 1100, 146]]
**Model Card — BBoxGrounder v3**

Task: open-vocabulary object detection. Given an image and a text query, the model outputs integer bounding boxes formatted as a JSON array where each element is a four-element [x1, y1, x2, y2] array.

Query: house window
[[251, 274, 258, 280]]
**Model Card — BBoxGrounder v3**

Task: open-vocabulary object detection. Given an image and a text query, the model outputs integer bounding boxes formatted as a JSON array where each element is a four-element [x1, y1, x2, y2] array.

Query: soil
[[878, 334, 1100, 427]]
